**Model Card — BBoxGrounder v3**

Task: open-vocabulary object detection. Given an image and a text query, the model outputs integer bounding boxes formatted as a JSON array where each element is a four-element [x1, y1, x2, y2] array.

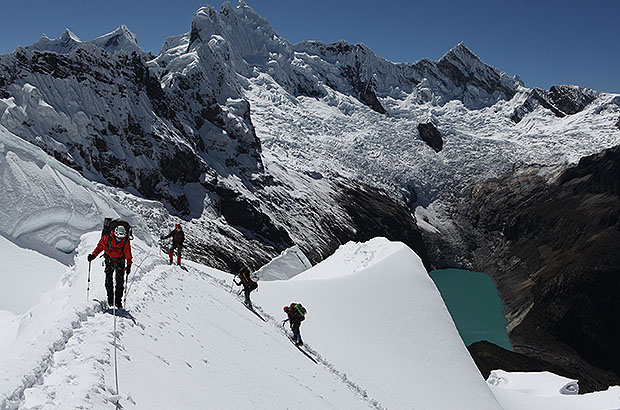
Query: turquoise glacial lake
[[429, 268, 513, 351]]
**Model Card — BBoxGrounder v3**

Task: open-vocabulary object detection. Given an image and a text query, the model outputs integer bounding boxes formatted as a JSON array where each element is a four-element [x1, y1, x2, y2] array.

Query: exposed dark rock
[[437, 43, 517, 102], [511, 85, 597, 123], [468, 341, 601, 393], [215, 183, 294, 251], [511, 88, 565, 123], [459, 145, 620, 391], [417, 122, 443, 152], [335, 181, 431, 270], [616, 117, 620, 130], [0, 73, 9, 98], [360, 82, 387, 114], [548, 85, 597, 115], [160, 150, 205, 183], [340, 55, 387, 114], [125, 52, 171, 119], [202, 103, 225, 128], [557, 146, 620, 195], [93, 137, 108, 152]]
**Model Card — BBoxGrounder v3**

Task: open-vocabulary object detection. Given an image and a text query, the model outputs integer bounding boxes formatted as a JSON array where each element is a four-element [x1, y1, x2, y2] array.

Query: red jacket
[[92, 233, 133, 265]]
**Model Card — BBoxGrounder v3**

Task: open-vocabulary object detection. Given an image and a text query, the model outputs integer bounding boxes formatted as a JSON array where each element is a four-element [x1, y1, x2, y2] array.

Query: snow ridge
[[192, 265, 390, 410]]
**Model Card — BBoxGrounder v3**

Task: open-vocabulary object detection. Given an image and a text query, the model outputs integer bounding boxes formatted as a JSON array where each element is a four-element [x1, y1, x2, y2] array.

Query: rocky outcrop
[[335, 182, 430, 269], [215, 183, 293, 250], [0, 30, 261, 217], [417, 122, 443, 152], [436, 43, 518, 107], [548, 85, 597, 115], [511, 85, 598, 123], [459, 145, 620, 391]]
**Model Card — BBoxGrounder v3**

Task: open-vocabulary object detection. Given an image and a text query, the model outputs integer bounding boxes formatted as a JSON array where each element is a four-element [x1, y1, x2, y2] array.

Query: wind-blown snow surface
[[488, 370, 620, 410], [254, 245, 312, 281], [0, 125, 150, 265], [255, 238, 503, 410]]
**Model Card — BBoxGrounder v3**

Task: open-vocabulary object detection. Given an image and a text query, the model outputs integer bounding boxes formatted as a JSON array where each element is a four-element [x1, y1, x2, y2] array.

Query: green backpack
[[294, 303, 307, 318]]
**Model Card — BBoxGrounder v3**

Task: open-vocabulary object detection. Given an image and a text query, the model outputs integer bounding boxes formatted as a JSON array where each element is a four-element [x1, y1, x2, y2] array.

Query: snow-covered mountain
[[2, 1, 618, 273], [1, 1, 620, 406], [1, 143, 619, 408]]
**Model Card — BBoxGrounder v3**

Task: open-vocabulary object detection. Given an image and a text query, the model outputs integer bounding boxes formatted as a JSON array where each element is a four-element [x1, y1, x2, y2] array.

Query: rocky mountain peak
[[27, 29, 82, 54], [436, 41, 521, 105], [91, 24, 147, 56], [439, 41, 479, 65]]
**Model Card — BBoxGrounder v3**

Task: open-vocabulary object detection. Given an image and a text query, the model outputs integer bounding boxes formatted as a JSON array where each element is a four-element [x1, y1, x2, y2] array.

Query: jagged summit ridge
[[92, 24, 149, 57], [24, 25, 148, 57], [182, 2, 520, 110], [26, 29, 82, 54]]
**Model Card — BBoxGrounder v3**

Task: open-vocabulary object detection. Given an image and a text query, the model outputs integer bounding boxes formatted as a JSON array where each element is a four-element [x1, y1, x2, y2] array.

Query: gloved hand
[[160, 235, 165, 240], [125, 264, 132, 274], [87, 254, 96, 262]]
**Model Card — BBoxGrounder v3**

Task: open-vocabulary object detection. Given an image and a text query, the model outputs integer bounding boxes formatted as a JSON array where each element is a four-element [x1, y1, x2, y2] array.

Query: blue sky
[[0, 0, 618, 93]]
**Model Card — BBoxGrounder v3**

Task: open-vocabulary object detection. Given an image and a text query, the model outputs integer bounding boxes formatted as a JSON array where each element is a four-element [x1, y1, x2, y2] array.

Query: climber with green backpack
[[283, 303, 307, 346]]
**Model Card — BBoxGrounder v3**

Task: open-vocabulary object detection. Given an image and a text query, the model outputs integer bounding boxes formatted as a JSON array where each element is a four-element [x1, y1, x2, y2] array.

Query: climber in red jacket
[[88, 224, 133, 309]]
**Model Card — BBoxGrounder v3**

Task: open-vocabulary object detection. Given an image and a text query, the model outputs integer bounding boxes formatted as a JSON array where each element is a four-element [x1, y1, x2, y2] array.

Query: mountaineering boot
[[177, 256, 181, 266], [115, 300, 123, 309]]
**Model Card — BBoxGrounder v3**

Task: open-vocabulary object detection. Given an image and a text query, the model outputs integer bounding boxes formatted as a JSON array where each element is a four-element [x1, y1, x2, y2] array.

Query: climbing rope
[[123, 247, 153, 306], [112, 306, 121, 408]]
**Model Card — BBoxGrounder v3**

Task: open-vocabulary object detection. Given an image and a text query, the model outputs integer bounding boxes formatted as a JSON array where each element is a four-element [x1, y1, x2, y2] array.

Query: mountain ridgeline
[[0, 1, 531, 270], [0, 0, 619, 392]]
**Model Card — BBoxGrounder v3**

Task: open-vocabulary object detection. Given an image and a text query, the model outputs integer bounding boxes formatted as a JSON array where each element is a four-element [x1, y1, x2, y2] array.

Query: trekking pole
[[87, 261, 92, 300], [122, 270, 129, 306]]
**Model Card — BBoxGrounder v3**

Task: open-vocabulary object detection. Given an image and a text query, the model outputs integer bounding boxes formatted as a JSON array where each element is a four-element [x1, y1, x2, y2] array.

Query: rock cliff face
[[459, 145, 620, 390], [510, 84, 598, 123], [417, 122, 443, 153]]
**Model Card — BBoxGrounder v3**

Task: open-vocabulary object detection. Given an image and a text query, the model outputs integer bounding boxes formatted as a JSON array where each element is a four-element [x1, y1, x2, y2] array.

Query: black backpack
[[102, 218, 133, 240]]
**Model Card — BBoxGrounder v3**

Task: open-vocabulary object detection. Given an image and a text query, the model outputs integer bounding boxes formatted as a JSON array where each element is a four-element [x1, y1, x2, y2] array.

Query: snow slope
[[4, 230, 619, 410], [6, 234, 378, 410], [255, 238, 503, 410], [488, 370, 620, 410]]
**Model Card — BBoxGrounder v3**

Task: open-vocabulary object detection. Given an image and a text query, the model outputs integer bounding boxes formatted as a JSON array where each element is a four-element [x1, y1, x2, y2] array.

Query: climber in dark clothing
[[283, 303, 306, 346], [234, 267, 258, 309], [161, 223, 184, 265]]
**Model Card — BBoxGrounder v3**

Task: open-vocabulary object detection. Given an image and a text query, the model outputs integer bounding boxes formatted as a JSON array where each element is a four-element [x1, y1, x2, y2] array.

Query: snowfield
[[2, 232, 620, 410], [255, 237, 503, 410]]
